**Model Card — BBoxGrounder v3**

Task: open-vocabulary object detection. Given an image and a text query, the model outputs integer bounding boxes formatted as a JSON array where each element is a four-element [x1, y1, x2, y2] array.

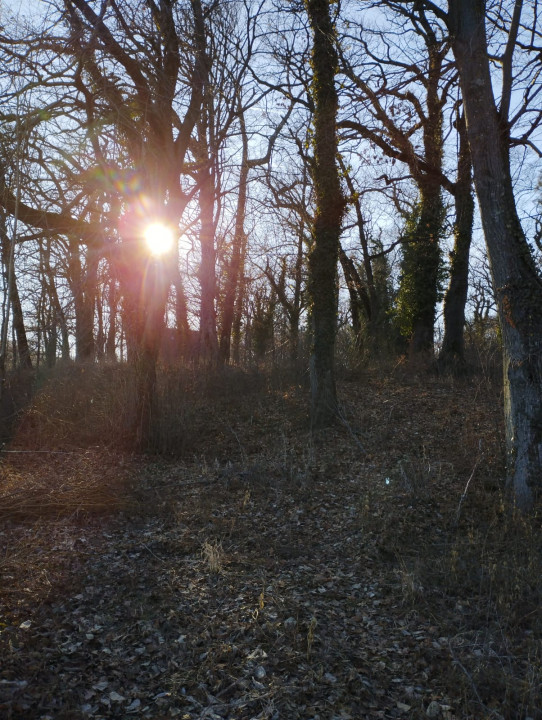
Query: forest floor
[[0, 363, 541, 720]]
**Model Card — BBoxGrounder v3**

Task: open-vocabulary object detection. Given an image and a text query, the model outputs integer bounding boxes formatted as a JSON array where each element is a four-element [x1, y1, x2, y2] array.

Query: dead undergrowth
[[0, 365, 541, 719]]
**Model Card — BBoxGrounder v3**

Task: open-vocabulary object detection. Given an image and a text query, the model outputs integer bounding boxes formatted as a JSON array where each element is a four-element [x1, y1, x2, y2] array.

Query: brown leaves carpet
[[1, 369, 541, 719]]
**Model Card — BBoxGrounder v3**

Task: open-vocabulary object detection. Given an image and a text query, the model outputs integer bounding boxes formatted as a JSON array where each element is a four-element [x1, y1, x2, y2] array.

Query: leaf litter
[[1, 370, 541, 719]]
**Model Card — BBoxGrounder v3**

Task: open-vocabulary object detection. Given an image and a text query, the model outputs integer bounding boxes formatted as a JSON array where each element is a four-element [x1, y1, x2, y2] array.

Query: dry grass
[[201, 539, 225, 574], [0, 450, 135, 521], [6, 363, 273, 456], [9, 363, 135, 450]]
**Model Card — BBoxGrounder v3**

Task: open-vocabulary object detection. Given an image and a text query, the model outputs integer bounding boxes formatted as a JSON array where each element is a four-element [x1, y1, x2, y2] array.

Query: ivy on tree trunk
[[395, 186, 445, 355]]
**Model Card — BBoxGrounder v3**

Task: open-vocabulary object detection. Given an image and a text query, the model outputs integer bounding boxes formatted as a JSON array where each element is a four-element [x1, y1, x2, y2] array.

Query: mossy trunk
[[305, 0, 346, 427], [396, 187, 445, 355], [396, 37, 445, 357]]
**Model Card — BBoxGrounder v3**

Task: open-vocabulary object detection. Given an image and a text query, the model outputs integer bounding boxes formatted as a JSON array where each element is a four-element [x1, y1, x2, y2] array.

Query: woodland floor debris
[[1, 370, 541, 719]]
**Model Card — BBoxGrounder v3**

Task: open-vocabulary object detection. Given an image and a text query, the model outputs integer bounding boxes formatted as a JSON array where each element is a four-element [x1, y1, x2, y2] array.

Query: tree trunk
[[290, 224, 305, 366], [338, 244, 370, 345], [173, 269, 191, 357], [68, 237, 95, 362], [449, 0, 542, 510], [231, 230, 249, 365], [45, 313, 57, 368], [220, 110, 249, 364], [439, 110, 474, 369], [397, 185, 445, 355], [394, 34, 446, 357], [9, 272, 32, 370], [106, 277, 118, 362], [41, 239, 70, 362], [0, 213, 32, 371], [1, 237, 32, 370], [305, 0, 346, 427], [195, 29, 219, 366], [198, 163, 219, 363], [339, 157, 381, 346], [96, 285, 105, 361], [122, 257, 168, 450]]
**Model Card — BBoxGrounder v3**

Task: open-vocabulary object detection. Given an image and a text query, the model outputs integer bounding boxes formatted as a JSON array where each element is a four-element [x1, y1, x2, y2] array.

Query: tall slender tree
[[439, 108, 474, 369], [305, 0, 346, 426], [0, 213, 32, 371]]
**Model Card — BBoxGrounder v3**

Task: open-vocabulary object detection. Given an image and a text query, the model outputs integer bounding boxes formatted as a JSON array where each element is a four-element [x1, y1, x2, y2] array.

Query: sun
[[143, 222, 175, 256]]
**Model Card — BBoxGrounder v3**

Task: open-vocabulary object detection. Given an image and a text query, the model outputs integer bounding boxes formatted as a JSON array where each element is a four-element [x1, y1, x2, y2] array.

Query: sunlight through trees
[[0, 0, 540, 505]]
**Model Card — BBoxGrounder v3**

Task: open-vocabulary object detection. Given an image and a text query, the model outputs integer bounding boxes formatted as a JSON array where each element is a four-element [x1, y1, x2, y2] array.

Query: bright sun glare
[[143, 222, 175, 256]]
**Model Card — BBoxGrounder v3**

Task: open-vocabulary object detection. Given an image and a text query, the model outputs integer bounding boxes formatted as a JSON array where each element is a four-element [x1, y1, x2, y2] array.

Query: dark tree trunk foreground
[[448, 0, 542, 510], [305, 0, 347, 427]]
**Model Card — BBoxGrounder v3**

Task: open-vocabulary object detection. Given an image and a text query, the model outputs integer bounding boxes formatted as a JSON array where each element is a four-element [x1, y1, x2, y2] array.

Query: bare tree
[[305, 0, 347, 426]]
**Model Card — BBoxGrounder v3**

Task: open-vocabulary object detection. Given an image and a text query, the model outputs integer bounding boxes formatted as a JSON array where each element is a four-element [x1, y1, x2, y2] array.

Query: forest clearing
[[1, 363, 540, 720]]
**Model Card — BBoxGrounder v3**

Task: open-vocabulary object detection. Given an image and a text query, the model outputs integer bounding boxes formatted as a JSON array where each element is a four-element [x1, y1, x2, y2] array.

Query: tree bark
[[408, 27, 446, 356], [440, 110, 474, 369], [305, 0, 346, 427], [397, 184, 445, 355], [173, 269, 192, 359], [120, 252, 169, 450], [41, 238, 70, 362], [289, 225, 305, 366], [231, 231, 248, 366], [1, 229, 32, 371], [67, 238, 95, 362], [220, 109, 249, 364], [448, 0, 542, 510], [105, 277, 118, 362], [197, 159, 219, 363], [339, 158, 379, 344], [338, 244, 370, 345]]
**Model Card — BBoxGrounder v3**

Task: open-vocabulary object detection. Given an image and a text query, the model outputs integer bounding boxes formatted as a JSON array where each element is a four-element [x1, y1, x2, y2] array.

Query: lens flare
[[144, 222, 174, 256]]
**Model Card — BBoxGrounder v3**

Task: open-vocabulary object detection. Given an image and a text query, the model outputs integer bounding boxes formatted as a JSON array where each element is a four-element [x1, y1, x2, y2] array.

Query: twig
[[455, 448, 483, 524], [140, 543, 166, 562]]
